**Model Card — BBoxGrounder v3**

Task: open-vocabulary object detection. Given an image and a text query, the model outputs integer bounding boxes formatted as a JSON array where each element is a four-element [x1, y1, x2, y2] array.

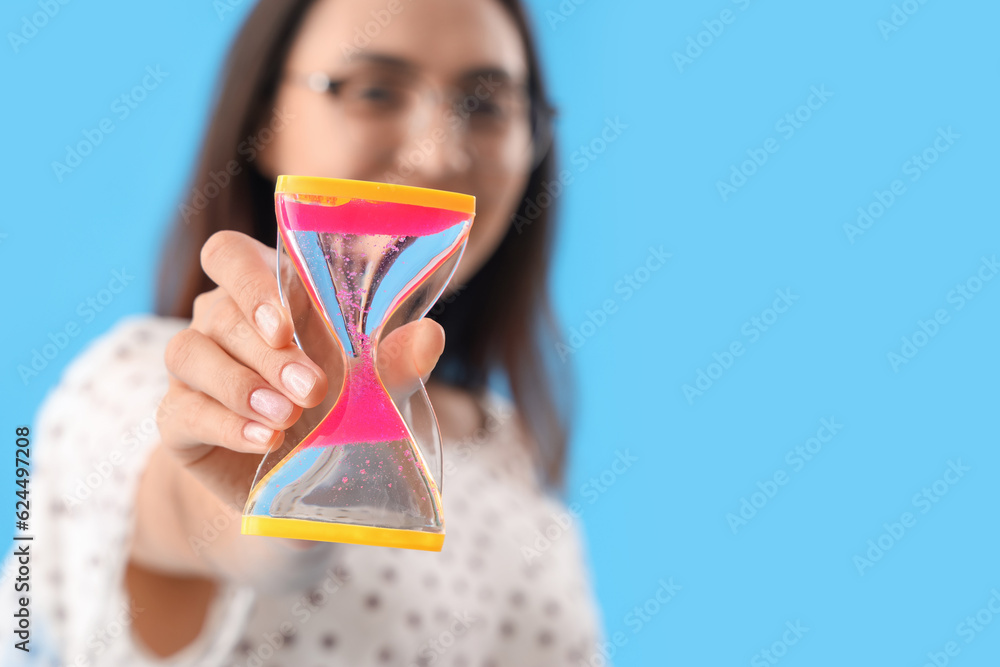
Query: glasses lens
[[319, 68, 549, 167], [335, 67, 420, 118]]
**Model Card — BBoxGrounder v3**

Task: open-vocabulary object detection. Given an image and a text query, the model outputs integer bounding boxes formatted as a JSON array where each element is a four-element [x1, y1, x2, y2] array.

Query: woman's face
[[258, 0, 534, 289]]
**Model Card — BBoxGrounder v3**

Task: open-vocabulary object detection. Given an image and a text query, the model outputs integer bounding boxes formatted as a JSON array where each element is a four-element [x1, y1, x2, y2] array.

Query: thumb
[[377, 319, 445, 394], [413, 318, 445, 382]]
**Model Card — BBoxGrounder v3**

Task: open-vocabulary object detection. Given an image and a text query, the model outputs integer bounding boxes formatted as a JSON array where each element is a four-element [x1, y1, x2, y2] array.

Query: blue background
[[3, 1, 999, 665]]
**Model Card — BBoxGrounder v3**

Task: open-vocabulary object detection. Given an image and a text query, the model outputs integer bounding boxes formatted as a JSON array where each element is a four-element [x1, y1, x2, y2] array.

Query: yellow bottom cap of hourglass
[[241, 516, 445, 552]]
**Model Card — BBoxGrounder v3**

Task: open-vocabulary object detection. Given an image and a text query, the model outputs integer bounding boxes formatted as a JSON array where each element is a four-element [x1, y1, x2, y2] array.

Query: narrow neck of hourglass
[[330, 341, 411, 445]]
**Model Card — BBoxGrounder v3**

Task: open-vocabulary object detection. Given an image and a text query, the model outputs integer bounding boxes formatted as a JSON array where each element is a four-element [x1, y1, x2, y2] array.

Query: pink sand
[[299, 357, 409, 448], [278, 196, 469, 236]]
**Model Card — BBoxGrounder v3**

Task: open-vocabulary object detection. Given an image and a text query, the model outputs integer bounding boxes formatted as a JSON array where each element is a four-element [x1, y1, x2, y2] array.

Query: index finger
[[201, 230, 292, 348]]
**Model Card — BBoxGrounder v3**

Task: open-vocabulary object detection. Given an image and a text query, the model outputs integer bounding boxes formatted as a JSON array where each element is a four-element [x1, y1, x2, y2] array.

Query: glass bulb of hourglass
[[241, 177, 474, 552]]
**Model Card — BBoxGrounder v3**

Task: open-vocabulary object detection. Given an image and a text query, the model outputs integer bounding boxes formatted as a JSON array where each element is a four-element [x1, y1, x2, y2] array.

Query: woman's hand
[[155, 230, 446, 527]]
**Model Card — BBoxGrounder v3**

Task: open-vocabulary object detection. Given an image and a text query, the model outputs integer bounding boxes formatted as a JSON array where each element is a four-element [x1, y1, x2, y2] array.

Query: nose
[[392, 98, 473, 185]]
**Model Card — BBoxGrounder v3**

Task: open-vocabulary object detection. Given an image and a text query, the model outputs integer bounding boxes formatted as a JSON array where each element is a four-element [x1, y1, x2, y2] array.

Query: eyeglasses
[[285, 64, 555, 170]]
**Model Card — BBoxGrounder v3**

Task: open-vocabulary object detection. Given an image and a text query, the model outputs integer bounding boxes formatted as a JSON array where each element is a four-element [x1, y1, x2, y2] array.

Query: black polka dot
[[235, 639, 251, 653], [499, 619, 515, 638], [544, 600, 561, 617], [423, 574, 439, 589], [468, 555, 484, 571], [416, 656, 431, 667], [406, 611, 422, 629], [478, 586, 494, 602], [434, 608, 450, 623], [320, 633, 337, 649], [365, 593, 381, 610], [377, 646, 393, 662], [538, 630, 554, 646], [382, 567, 396, 583], [509, 590, 525, 607]]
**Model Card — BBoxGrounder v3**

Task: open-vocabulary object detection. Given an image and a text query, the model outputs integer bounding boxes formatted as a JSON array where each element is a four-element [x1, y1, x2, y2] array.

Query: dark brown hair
[[155, 0, 572, 489]]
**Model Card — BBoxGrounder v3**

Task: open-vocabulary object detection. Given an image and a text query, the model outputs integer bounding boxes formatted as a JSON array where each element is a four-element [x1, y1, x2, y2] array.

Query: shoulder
[[35, 315, 190, 443], [28, 315, 192, 527], [435, 385, 550, 498], [430, 384, 522, 456], [52, 314, 188, 391], [64, 314, 187, 375]]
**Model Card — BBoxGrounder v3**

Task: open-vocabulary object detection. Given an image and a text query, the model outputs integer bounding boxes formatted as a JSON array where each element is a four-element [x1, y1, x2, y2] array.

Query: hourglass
[[241, 176, 474, 551]]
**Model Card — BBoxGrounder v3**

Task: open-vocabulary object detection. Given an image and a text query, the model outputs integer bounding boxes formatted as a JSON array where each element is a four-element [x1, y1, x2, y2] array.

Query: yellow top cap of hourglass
[[276, 175, 476, 214]]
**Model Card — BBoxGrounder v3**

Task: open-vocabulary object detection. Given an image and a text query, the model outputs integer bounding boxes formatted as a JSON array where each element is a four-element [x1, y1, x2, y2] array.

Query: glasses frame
[[288, 70, 557, 171]]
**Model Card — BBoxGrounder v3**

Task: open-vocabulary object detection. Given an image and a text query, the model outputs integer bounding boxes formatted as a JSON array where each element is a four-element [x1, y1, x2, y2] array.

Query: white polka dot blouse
[[0, 315, 604, 667]]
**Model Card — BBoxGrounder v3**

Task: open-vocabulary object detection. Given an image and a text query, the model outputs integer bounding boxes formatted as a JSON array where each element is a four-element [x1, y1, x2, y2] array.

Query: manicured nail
[[250, 388, 293, 423], [243, 421, 273, 446], [254, 304, 280, 342], [282, 363, 317, 401]]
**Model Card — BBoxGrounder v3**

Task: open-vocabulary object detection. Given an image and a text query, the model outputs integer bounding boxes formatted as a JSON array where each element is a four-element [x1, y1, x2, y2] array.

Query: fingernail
[[250, 388, 293, 423], [254, 304, 280, 342], [243, 421, 273, 446], [282, 363, 317, 401]]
